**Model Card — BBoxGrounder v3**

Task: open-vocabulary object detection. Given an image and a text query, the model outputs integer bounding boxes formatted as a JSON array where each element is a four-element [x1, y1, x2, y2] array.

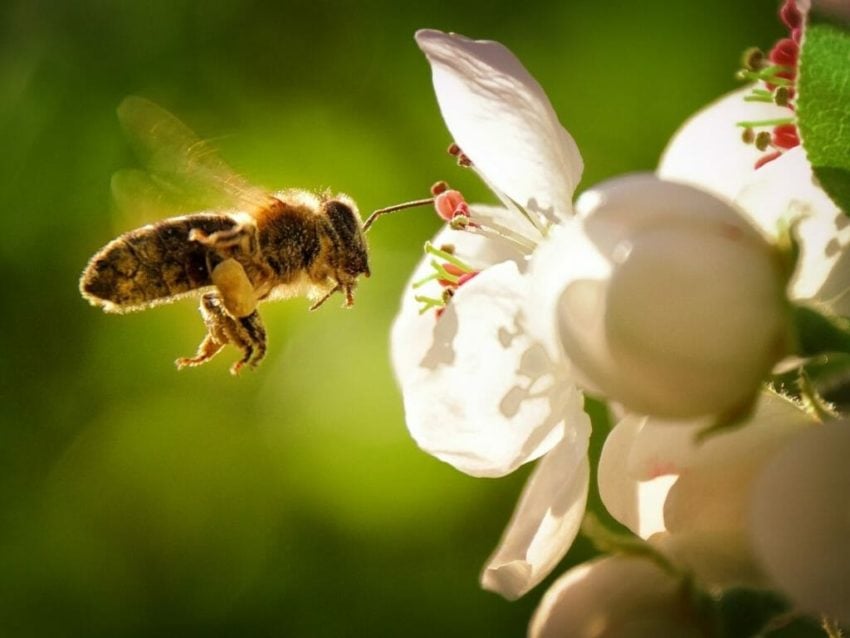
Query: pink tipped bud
[[434, 189, 467, 222]]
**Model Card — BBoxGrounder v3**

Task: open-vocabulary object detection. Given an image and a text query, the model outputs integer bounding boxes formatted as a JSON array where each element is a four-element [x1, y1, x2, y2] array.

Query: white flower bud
[[529, 556, 708, 638], [550, 175, 791, 419], [750, 422, 850, 625]]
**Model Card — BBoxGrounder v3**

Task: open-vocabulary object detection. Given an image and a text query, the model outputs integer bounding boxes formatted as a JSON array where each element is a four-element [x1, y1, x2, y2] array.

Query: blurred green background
[[0, 1, 793, 636]]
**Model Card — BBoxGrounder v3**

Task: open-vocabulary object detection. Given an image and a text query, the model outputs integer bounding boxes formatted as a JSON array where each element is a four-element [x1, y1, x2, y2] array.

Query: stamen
[[742, 128, 756, 144], [741, 47, 766, 71], [431, 181, 449, 196], [736, 117, 796, 129], [755, 131, 772, 152], [424, 241, 474, 271]]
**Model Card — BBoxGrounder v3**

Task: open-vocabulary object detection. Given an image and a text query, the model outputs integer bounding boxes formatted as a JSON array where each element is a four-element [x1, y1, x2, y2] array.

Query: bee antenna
[[362, 198, 434, 232]]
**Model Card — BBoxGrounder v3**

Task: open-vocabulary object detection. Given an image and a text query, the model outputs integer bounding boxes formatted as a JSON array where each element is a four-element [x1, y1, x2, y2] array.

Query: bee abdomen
[[80, 215, 236, 313]]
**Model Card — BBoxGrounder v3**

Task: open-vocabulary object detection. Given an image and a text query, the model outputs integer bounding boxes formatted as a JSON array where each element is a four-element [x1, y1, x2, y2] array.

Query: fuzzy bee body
[[80, 97, 370, 374]]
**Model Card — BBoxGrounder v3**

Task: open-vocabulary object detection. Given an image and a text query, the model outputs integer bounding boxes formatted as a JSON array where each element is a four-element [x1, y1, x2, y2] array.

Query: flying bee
[[80, 97, 430, 374]]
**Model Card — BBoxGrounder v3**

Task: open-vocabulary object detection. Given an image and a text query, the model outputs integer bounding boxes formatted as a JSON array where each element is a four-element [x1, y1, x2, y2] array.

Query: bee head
[[323, 196, 370, 280]]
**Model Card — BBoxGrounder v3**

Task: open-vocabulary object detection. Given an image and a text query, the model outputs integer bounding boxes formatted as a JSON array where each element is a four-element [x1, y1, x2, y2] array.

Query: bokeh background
[[0, 1, 803, 636]]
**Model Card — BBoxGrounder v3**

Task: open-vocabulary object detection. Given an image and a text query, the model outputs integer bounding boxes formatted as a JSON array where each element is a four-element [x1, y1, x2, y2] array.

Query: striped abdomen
[[80, 214, 238, 313]]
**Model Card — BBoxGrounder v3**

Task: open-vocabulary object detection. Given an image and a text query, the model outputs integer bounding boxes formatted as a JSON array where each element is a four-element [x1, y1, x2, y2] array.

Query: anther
[[742, 127, 756, 144], [457, 153, 473, 167], [774, 86, 790, 107], [755, 131, 772, 152], [431, 181, 449, 196], [742, 47, 766, 71], [772, 123, 800, 149], [450, 214, 470, 230], [434, 189, 467, 222], [780, 0, 802, 30], [439, 243, 456, 255], [447, 143, 461, 156]]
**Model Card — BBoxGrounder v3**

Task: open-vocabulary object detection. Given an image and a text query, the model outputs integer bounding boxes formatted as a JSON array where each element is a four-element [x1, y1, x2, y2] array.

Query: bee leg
[[175, 293, 267, 375], [189, 223, 258, 255]]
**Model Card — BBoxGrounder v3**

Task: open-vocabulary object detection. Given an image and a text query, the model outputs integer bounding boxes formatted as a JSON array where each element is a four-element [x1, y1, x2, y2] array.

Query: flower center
[[736, 0, 801, 169]]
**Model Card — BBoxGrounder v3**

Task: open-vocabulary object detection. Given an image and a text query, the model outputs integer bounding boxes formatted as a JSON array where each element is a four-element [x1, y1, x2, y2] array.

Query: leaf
[[797, 13, 850, 216]]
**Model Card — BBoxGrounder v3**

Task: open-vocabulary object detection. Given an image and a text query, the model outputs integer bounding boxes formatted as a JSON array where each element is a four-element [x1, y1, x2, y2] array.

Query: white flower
[[598, 391, 815, 588], [390, 29, 589, 600], [750, 421, 850, 625], [532, 174, 792, 419], [658, 87, 850, 316], [529, 556, 708, 638]]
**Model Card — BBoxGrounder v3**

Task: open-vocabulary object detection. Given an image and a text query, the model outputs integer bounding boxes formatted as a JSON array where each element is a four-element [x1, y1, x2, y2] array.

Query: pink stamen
[[755, 149, 783, 169], [780, 0, 802, 30], [772, 123, 800, 149], [434, 189, 468, 222], [434, 189, 469, 222], [769, 37, 799, 67]]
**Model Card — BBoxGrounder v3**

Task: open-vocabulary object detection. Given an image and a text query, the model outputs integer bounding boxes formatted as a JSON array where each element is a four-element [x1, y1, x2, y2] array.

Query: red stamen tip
[[780, 0, 802, 29], [755, 150, 783, 170]]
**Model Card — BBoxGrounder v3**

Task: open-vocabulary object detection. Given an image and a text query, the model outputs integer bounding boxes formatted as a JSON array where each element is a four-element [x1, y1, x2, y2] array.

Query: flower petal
[[391, 260, 577, 477], [481, 418, 590, 600], [658, 86, 789, 201], [750, 422, 850, 624], [734, 147, 850, 309], [597, 414, 676, 539], [416, 29, 582, 222], [529, 556, 707, 638], [391, 221, 522, 385]]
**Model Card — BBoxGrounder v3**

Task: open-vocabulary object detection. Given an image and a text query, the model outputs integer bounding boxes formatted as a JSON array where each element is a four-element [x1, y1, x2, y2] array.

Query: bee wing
[[116, 96, 276, 215]]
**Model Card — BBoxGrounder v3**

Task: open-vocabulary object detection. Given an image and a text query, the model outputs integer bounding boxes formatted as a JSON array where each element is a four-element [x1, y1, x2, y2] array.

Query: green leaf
[[797, 13, 850, 216], [716, 587, 790, 638], [792, 303, 850, 356]]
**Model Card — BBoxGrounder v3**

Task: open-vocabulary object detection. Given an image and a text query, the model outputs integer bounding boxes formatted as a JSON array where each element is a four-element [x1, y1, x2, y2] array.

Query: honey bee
[[80, 97, 429, 374]]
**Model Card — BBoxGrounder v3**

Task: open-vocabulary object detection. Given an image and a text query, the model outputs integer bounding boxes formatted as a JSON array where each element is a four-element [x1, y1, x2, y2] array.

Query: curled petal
[[597, 414, 676, 539], [416, 29, 582, 222], [529, 556, 707, 638], [658, 86, 789, 202], [391, 261, 573, 477], [481, 418, 590, 600], [735, 148, 850, 310]]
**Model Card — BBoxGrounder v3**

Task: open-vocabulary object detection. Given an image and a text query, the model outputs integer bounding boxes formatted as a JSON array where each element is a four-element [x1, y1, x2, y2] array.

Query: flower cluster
[[392, 4, 850, 635]]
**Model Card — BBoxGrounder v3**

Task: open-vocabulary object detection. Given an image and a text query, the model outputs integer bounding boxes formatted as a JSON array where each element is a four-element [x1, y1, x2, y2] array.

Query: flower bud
[[554, 175, 791, 418], [750, 422, 850, 625], [529, 556, 709, 638]]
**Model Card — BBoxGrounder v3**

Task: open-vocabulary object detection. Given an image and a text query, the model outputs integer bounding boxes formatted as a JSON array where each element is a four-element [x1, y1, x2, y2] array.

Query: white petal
[[597, 414, 676, 539], [751, 422, 850, 625], [416, 29, 582, 222], [734, 147, 850, 309], [391, 222, 520, 385], [481, 419, 590, 600], [528, 220, 613, 393], [530, 556, 706, 638], [391, 260, 574, 477], [658, 86, 789, 202]]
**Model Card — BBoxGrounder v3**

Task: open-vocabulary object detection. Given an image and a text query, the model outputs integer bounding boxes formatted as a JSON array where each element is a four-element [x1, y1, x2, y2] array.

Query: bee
[[80, 97, 430, 374]]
